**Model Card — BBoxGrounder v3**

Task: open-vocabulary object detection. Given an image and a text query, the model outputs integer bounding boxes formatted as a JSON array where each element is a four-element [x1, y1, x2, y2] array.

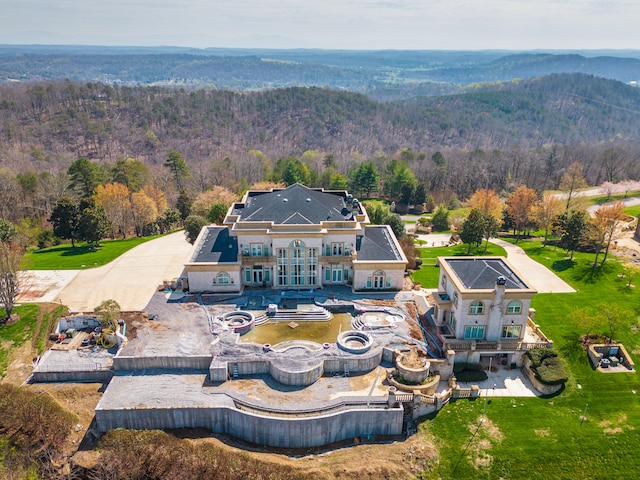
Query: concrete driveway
[[409, 231, 575, 293], [490, 238, 575, 293], [55, 231, 193, 312]]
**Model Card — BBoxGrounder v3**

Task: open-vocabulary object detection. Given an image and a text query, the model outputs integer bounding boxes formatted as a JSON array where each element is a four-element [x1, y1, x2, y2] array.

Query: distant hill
[[1, 73, 639, 167], [1, 46, 639, 100], [424, 53, 640, 84]]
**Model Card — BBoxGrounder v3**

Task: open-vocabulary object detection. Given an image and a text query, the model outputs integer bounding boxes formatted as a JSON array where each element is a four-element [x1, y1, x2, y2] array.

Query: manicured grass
[[584, 190, 640, 207], [420, 239, 640, 479], [411, 243, 507, 288], [21, 235, 162, 270], [624, 204, 640, 217]]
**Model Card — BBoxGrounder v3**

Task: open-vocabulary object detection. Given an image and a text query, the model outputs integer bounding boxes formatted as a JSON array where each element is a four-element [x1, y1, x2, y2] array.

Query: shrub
[[431, 206, 449, 231], [526, 347, 559, 368], [0, 384, 76, 477], [526, 348, 568, 385], [88, 429, 310, 480], [36, 228, 57, 249], [535, 357, 568, 385], [453, 362, 488, 382]]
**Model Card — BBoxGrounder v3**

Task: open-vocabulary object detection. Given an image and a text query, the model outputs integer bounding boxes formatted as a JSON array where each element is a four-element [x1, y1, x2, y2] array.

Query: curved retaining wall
[[337, 330, 373, 354], [269, 360, 324, 386], [95, 404, 403, 448], [323, 347, 382, 375], [210, 350, 382, 386], [522, 358, 563, 395]]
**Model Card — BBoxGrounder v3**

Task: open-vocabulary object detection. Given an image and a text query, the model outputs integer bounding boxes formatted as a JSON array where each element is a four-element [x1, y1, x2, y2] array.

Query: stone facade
[[185, 184, 408, 293]]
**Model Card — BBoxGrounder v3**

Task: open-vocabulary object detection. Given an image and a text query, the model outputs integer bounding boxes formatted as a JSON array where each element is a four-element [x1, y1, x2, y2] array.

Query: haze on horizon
[[0, 0, 638, 51]]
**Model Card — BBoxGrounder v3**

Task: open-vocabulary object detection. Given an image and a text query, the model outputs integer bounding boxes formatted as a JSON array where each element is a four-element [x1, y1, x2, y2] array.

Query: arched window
[[217, 272, 230, 285], [506, 300, 522, 314], [276, 240, 318, 287], [371, 271, 386, 289], [469, 301, 484, 315]]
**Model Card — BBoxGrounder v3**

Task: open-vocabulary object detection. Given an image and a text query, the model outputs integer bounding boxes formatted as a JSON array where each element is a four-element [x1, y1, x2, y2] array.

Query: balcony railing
[[443, 339, 551, 352]]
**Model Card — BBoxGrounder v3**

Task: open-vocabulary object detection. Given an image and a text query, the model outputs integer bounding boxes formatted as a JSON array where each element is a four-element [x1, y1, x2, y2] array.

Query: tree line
[[451, 162, 634, 271]]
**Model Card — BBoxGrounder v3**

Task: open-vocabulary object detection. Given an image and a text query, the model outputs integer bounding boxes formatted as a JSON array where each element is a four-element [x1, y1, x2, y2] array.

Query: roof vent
[[496, 276, 507, 286], [283, 198, 288, 202], [306, 198, 311, 202]]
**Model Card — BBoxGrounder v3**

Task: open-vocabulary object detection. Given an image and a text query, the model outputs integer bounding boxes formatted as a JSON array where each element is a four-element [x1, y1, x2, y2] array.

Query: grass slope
[[411, 243, 508, 288], [22, 235, 161, 270], [420, 240, 640, 479]]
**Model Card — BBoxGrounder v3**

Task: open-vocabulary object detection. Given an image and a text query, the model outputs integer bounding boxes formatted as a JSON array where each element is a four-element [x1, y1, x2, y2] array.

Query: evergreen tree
[[348, 162, 379, 198], [176, 190, 193, 221], [50, 197, 80, 247], [77, 199, 110, 247], [431, 206, 450, 232], [459, 208, 485, 253], [412, 183, 427, 206], [386, 214, 405, 239], [556, 209, 589, 259], [164, 151, 189, 192], [184, 215, 208, 244], [68, 157, 105, 198]]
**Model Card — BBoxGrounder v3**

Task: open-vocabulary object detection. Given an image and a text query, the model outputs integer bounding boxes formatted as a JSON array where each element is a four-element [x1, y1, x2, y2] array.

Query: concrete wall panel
[[95, 405, 403, 448]]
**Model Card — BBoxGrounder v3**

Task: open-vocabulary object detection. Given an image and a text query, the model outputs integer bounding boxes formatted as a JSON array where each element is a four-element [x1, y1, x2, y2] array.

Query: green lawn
[[583, 189, 640, 207], [21, 235, 162, 270], [411, 243, 508, 288], [624, 204, 640, 217], [0, 304, 67, 376], [420, 240, 640, 479]]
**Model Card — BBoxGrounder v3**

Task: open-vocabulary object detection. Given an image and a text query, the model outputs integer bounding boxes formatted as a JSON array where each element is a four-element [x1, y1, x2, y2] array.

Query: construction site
[[30, 287, 458, 448]]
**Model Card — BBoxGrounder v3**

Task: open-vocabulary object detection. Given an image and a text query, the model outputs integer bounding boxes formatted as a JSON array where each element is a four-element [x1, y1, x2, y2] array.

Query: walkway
[[408, 230, 575, 294], [490, 238, 575, 293]]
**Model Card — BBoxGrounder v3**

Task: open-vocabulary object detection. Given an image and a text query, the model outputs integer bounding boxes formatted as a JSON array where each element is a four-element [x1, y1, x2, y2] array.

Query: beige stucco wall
[[352, 263, 405, 291], [186, 264, 241, 293], [437, 257, 535, 341]]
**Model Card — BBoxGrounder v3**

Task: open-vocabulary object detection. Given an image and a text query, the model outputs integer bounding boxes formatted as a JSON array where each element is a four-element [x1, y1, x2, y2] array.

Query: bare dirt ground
[[193, 432, 436, 480]]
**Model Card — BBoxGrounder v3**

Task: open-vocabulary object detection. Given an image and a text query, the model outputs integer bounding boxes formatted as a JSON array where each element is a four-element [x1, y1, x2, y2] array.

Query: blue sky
[[0, 0, 637, 49]]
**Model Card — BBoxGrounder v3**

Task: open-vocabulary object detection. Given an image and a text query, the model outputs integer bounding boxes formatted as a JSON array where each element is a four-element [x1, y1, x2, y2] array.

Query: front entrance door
[[253, 267, 263, 284]]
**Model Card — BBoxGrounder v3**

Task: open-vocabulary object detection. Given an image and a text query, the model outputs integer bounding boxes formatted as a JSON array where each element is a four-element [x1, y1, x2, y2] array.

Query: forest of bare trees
[[0, 74, 639, 243]]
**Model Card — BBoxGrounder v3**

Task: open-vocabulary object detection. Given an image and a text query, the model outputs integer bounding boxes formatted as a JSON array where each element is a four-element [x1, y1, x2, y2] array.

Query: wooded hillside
[[0, 73, 639, 229]]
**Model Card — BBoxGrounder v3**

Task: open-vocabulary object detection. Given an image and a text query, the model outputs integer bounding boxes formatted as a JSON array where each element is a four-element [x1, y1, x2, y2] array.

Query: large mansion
[[185, 183, 408, 293]]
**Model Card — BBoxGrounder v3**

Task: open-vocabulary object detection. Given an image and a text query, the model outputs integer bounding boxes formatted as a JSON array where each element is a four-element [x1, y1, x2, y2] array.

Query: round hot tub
[[220, 311, 255, 335], [337, 330, 373, 354]]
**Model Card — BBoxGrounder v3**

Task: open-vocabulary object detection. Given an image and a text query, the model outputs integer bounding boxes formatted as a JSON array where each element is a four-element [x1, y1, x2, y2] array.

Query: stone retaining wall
[[522, 358, 563, 395]]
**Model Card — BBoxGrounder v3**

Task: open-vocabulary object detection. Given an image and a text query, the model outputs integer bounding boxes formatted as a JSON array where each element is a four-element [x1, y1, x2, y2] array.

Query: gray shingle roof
[[356, 226, 404, 261], [445, 258, 528, 290], [192, 227, 238, 263], [234, 184, 351, 224]]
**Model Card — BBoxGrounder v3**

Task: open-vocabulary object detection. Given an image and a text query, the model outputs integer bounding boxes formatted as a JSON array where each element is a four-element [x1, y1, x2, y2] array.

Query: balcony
[[239, 252, 275, 265], [442, 317, 552, 352]]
